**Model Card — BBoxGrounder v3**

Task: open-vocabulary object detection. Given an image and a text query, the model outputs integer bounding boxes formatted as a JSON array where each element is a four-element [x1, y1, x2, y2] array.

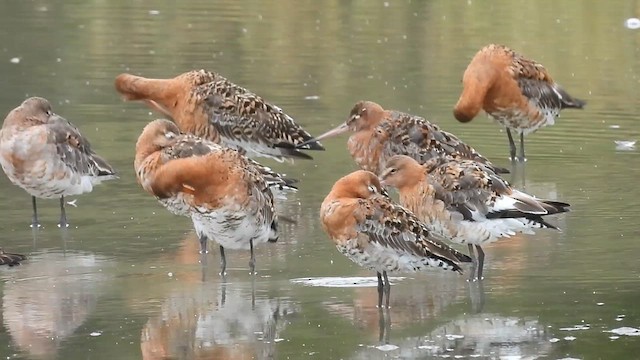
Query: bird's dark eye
[[367, 185, 376, 193]]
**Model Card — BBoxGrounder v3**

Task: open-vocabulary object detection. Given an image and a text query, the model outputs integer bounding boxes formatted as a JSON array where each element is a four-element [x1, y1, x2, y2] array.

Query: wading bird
[[454, 44, 585, 162], [134, 119, 289, 274], [0, 97, 116, 227], [380, 155, 570, 280], [115, 70, 324, 161], [320, 170, 472, 308], [299, 100, 507, 175]]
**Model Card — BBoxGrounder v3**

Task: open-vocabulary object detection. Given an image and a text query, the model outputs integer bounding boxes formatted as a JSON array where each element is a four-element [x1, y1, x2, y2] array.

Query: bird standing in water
[[320, 170, 472, 308], [134, 119, 285, 274], [0, 97, 116, 228], [454, 44, 585, 162], [379, 155, 570, 280]]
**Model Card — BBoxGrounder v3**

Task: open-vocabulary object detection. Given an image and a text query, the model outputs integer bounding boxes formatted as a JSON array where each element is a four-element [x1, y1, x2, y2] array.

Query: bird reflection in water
[[140, 280, 298, 360], [1, 251, 107, 360], [139, 233, 298, 360], [322, 271, 468, 346], [349, 313, 549, 359]]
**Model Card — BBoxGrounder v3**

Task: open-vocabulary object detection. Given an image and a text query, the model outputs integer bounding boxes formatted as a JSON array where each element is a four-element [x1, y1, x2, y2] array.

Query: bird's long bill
[[144, 100, 173, 119], [295, 122, 349, 149]]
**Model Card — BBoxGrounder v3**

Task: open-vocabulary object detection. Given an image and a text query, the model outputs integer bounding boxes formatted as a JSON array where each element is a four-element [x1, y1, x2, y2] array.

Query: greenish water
[[0, 1, 639, 359]]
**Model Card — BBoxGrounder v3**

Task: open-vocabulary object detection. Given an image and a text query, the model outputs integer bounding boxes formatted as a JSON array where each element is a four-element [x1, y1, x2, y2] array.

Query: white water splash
[[606, 327, 640, 336]]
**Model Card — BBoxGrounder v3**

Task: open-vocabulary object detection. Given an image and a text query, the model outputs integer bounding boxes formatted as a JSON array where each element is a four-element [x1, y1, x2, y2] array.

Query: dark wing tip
[[98, 169, 117, 177], [273, 136, 325, 151], [492, 165, 511, 174], [557, 86, 586, 109], [532, 217, 561, 230], [456, 252, 473, 263], [563, 97, 586, 109], [282, 176, 299, 186], [293, 138, 324, 150], [271, 182, 298, 191], [301, 140, 325, 151], [543, 200, 571, 214], [91, 154, 117, 176], [274, 144, 315, 160]]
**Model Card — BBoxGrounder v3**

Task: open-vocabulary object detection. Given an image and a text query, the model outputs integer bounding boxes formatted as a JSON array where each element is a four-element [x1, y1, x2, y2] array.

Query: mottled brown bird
[[115, 70, 324, 161], [135, 119, 284, 274], [454, 44, 585, 162], [320, 170, 471, 308], [380, 155, 570, 280], [0, 97, 116, 228], [299, 100, 507, 175], [0, 249, 26, 266]]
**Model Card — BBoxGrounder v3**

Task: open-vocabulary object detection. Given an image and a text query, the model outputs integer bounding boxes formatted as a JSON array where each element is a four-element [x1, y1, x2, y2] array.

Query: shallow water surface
[[1, 1, 640, 359]]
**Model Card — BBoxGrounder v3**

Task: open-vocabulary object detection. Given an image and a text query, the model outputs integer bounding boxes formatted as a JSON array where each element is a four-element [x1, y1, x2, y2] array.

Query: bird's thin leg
[[376, 272, 384, 309], [378, 307, 385, 343], [519, 133, 526, 162], [220, 277, 227, 306], [382, 271, 391, 309], [219, 245, 227, 276], [506, 128, 517, 161], [251, 274, 256, 310], [467, 244, 477, 282], [31, 196, 40, 228], [199, 233, 208, 254], [200, 253, 208, 282], [378, 307, 391, 344], [58, 196, 68, 228], [249, 239, 256, 275], [468, 279, 486, 314], [476, 245, 486, 281], [379, 307, 391, 344]]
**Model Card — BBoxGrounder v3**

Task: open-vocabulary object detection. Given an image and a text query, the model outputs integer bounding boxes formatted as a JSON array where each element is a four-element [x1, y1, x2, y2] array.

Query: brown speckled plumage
[[380, 155, 570, 280], [134, 119, 281, 274], [0, 97, 116, 227], [454, 44, 585, 161], [301, 100, 507, 175], [320, 170, 471, 307], [116, 70, 324, 162]]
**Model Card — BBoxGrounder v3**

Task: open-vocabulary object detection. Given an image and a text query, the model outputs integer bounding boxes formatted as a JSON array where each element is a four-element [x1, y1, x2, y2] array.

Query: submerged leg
[[198, 234, 208, 254], [219, 245, 227, 276], [382, 271, 391, 309], [220, 277, 227, 306], [249, 239, 256, 275], [467, 244, 477, 282], [475, 245, 486, 281], [251, 275, 256, 310], [58, 196, 68, 228], [519, 133, 526, 162], [378, 307, 391, 344], [506, 128, 517, 161], [376, 272, 384, 309], [31, 196, 40, 228], [468, 279, 486, 314]]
